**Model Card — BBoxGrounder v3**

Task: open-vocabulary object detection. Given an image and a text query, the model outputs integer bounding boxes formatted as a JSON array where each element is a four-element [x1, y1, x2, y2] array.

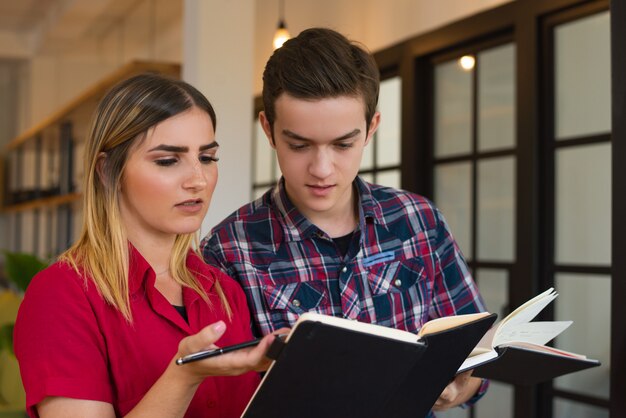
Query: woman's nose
[[183, 161, 208, 190]]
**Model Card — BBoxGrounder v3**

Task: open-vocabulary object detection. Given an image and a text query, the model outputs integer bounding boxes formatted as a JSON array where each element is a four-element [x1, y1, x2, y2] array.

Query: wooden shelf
[[1, 60, 181, 215], [4, 60, 181, 152], [3, 193, 82, 213]]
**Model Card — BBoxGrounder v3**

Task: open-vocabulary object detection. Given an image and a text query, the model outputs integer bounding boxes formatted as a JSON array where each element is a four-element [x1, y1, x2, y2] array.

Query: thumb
[[179, 321, 227, 355]]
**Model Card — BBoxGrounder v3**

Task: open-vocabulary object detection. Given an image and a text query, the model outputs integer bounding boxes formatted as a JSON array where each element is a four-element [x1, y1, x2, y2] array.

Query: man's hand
[[432, 370, 482, 411]]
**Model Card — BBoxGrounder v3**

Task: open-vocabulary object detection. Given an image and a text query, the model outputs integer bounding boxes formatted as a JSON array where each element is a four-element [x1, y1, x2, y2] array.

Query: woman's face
[[118, 106, 218, 244]]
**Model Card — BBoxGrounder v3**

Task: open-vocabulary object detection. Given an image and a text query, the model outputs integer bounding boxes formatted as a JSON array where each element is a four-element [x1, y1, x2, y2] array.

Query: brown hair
[[262, 27, 380, 136], [60, 72, 231, 321]]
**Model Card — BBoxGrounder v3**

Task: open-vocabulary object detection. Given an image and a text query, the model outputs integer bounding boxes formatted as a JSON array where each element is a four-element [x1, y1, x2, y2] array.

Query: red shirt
[[14, 247, 260, 417]]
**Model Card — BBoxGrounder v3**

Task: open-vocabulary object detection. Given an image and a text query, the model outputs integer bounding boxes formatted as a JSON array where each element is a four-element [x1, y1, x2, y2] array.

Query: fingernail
[[212, 321, 226, 334]]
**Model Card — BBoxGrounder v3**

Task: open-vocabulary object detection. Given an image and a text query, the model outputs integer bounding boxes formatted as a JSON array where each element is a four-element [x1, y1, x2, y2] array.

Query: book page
[[417, 312, 490, 337], [294, 312, 419, 343], [457, 349, 499, 373], [493, 321, 573, 347], [499, 341, 587, 359], [498, 288, 557, 330]]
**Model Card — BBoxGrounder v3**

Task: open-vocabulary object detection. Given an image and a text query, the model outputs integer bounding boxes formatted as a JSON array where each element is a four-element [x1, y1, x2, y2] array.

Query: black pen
[[175, 334, 288, 365]]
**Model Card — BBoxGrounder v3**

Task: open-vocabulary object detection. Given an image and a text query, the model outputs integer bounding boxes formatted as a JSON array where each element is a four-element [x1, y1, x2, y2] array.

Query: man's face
[[260, 94, 380, 224]]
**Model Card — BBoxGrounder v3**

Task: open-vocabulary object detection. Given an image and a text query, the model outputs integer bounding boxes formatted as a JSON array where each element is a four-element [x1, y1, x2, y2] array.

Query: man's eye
[[336, 143, 353, 150], [155, 158, 177, 166], [288, 144, 307, 151]]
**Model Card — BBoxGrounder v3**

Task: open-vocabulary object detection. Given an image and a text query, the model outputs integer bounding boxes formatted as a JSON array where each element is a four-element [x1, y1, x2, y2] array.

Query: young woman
[[14, 73, 278, 418]]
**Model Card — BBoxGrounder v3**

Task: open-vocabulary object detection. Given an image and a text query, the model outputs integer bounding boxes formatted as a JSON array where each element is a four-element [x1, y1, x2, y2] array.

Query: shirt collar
[[272, 176, 384, 241], [128, 244, 214, 296]]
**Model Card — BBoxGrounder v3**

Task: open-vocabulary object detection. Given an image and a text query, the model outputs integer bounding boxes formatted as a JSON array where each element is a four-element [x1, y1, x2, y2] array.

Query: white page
[[493, 320, 572, 347], [499, 288, 557, 329]]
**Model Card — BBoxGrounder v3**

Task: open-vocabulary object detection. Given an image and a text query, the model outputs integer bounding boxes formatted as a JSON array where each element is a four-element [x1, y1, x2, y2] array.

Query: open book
[[458, 288, 600, 384], [242, 311, 496, 418]]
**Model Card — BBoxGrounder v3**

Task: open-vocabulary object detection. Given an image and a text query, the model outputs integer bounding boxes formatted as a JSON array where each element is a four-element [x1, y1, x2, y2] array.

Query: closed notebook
[[241, 311, 496, 418]]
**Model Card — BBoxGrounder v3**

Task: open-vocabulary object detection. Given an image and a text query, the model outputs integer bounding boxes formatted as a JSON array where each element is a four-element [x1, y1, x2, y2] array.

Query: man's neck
[[302, 188, 359, 239]]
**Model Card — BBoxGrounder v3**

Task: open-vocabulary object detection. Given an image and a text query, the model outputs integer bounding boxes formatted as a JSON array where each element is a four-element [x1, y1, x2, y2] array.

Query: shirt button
[[292, 299, 301, 307], [394, 279, 402, 287], [341, 266, 348, 273], [207, 400, 216, 408]]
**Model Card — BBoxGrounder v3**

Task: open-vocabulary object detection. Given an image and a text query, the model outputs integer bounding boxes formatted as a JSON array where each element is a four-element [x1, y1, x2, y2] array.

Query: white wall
[[19, 0, 183, 131]]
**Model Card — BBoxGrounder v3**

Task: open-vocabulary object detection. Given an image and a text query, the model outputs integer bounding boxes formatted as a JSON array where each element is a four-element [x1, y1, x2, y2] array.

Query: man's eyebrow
[[148, 141, 219, 153], [282, 129, 361, 142]]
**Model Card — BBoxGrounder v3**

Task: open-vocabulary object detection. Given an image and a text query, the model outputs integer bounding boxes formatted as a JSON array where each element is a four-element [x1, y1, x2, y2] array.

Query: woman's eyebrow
[[200, 141, 219, 151], [148, 141, 219, 153]]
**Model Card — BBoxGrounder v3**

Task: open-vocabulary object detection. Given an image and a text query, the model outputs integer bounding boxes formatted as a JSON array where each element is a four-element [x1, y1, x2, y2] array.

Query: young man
[[201, 27, 488, 413]]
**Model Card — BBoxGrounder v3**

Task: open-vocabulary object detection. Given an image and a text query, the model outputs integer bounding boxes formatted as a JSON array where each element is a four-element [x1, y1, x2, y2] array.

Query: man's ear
[[259, 111, 276, 150], [364, 111, 381, 147]]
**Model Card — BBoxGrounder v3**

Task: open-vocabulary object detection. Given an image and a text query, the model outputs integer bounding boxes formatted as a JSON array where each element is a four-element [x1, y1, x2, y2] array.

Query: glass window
[[554, 273, 611, 399], [253, 187, 268, 200], [474, 381, 514, 418], [553, 399, 609, 418], [376, 77, 402, 166], [477, 157, 515, 261], [360, 173, 374, 184], [434, 60, 472, 158], [376, 169, 401, 189], [434, 162, 473, 259], [555, 11, 610, 140], [475, 268, 509, 318], [361, 139, 374, 170], [478, 44, 516, 151], [555, 143, 611, 265], [436, 407, 468, 418], [253, 119, 274, 185]]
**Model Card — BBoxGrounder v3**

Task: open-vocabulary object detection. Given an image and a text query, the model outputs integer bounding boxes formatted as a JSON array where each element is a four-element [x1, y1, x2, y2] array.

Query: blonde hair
[[60, 73, 231, 321]]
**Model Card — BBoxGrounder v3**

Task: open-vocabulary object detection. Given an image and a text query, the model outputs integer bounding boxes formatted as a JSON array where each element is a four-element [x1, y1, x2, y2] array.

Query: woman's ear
[[95, 152, 108, 187]]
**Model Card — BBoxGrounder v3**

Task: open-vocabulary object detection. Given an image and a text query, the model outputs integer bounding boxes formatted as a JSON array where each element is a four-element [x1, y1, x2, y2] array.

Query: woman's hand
[[432, 370, 482, 411], [174, 322, 288, 384]]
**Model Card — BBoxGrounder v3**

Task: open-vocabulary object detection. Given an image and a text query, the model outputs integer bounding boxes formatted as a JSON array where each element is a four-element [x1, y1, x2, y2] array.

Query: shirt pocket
[[262, 281, 331, 328], [364, 253, 432, 332]]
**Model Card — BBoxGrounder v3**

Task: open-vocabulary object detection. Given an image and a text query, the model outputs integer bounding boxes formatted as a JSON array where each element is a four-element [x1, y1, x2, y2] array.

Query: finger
[[178, 321, 226, 355], [272, 327, 291, 336]]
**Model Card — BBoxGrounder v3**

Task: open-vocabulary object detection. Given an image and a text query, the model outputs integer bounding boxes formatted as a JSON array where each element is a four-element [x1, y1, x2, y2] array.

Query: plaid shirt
[[202, 177, 486, 336], [202, 177, 489, 412]]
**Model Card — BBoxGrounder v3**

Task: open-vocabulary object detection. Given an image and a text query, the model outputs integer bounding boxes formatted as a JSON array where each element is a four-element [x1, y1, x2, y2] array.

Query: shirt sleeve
[[201, 233, 238, 279], [426, 207, 491, 409], [14, 265, 113, 417], [428, 207, 487, 319], [214, 269, 256, 339]]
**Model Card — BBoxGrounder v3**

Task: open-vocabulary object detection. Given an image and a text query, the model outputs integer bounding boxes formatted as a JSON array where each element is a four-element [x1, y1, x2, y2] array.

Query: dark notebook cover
[[241, 312, 497, 418], [472, 345, 601, 385]]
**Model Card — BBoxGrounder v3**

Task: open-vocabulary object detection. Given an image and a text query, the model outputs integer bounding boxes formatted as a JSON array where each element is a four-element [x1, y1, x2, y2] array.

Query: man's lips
[[306, 184, 335, 196], [306, 184, 334, 189]]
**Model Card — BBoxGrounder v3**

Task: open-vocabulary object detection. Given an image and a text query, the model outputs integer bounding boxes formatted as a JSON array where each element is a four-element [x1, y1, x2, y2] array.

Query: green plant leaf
[[2, 251, 48, 292], [0, 323, 14, 356]]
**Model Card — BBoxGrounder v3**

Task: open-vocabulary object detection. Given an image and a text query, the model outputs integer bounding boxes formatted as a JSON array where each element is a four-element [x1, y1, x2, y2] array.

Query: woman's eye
[[155, 158, 177, 167], [200, 155, 219, 164]]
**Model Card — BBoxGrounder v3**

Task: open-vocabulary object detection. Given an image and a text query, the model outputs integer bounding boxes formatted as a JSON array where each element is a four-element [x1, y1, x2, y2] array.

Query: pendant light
[[273, 0, 291, 50]]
